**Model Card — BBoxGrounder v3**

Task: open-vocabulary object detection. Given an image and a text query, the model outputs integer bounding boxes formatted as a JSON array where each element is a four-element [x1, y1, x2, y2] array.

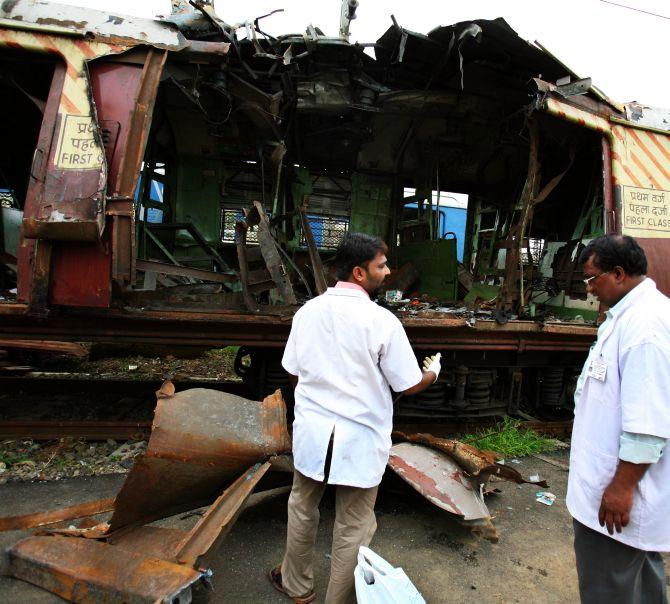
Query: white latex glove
[[422, 352, 441, 383]]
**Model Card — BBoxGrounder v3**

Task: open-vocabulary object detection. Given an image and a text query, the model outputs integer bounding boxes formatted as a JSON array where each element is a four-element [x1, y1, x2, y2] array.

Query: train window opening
[[0, 50, 56, 295]]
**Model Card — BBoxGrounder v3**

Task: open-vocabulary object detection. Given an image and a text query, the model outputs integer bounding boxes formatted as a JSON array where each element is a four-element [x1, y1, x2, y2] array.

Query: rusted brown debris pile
[[0, 381, 293, 603], [390, 432, 548, 543], [0, 383, 547, 602]]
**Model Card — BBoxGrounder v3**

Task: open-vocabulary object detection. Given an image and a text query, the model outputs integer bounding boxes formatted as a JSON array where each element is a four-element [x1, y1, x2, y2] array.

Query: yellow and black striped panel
[[0, 28, 128, 170], [612, 124, 670, 239]]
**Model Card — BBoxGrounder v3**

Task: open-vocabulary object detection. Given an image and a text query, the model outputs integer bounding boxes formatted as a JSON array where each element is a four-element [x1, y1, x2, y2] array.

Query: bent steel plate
[[388, 442, 490, 521], [110, 388, 291, 530], [9, 535, 201, 603]]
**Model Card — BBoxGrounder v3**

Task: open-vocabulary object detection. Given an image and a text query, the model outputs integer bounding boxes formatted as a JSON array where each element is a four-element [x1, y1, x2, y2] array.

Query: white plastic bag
[[354, 546, 426, 604]]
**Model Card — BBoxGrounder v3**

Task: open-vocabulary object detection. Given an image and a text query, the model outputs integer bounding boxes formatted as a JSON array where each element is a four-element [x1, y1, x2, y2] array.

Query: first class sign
[[55, 115, 104, 170], [622, 186, 670, 238]]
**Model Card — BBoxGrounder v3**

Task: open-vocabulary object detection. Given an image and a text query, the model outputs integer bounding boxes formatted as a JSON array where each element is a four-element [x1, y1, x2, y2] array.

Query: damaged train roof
[[0, 0, 634, 113]]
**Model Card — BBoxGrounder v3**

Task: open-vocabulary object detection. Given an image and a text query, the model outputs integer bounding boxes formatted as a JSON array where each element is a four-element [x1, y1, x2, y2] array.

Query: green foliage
[[462, 417, 557, 458], [0, 453, 31, 466], [204, 346, 238, 361]]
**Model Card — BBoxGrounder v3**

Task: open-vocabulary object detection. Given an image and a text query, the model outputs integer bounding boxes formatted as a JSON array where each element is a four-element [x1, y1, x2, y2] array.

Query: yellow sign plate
[[622, 186, 670, 238], [55, 114, 104, 170]]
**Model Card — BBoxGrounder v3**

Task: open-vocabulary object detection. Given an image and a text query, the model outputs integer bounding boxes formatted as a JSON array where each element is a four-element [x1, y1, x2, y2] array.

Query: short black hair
[[333, 232, 388, 281], [578, 234, 647, 276]]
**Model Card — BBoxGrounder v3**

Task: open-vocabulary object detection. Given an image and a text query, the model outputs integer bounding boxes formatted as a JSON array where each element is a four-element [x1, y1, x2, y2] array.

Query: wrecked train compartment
[[1, 1, 669, 421]]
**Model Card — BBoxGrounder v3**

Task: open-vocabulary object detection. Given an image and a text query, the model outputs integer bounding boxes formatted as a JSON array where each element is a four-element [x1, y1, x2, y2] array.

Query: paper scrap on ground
[[536, 491, 556, 506]]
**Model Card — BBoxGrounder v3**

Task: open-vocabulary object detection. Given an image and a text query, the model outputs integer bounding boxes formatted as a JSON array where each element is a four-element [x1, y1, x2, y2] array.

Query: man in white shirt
[[268, 232, 441, 604], [568, 234, 670, 603]]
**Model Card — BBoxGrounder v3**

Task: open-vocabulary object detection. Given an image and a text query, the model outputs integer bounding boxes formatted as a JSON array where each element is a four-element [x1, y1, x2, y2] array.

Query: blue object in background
[[404, 203, 467, 261], [135, 176, 164, 223]]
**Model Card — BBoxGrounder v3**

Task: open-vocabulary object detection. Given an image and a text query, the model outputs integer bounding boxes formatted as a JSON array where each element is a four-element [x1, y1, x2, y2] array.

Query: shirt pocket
[[572, 442, 618, 496], [584, 356, 619, 409]]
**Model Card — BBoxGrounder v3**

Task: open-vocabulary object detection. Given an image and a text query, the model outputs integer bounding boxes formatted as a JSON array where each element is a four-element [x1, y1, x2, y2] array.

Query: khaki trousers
[[281, 470, 378, 604]]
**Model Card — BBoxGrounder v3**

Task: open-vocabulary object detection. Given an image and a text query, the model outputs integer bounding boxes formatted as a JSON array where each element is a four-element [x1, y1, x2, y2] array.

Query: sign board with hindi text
[[622, 186, 670, 239]]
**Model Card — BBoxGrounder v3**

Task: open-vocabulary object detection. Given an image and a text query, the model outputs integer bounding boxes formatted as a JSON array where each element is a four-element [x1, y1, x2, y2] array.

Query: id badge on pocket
[[587, 357, 607, 382]]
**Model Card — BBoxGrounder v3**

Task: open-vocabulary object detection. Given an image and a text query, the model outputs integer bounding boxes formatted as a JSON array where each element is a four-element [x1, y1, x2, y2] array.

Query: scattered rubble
[[0, 438, 147, 483], [31, 347, 240, 381]]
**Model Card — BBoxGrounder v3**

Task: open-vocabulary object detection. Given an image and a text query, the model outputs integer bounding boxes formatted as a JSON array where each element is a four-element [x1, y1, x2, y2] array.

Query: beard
[[367, 285, 382, 299]]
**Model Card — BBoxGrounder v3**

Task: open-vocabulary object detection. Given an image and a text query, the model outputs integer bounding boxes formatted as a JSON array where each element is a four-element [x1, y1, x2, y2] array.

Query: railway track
[[0, 374, 573, 441]]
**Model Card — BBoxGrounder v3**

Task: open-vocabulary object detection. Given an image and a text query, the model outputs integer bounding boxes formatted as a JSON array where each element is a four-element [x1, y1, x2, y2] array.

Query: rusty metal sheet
[[9, 535, 201, 603], [173, 462, 271, 566], [108, 526, 191, 562], [388, 442, 490, 521], [0, 1, 187, 49], [109, 387, 291, 531], [0, 498, 114, 533], [49, 240, 112, 308], [299, 203, 327, 295], [0, 339, 87, 356], [4, 386, 292, 603], [394, 432, 549, 488]]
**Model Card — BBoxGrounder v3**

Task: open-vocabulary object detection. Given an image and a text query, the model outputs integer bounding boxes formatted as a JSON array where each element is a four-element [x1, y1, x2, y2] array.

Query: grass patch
[[204, 347, 239, 361], [0, 453, 31, 467], [461, 417, 557, 458]]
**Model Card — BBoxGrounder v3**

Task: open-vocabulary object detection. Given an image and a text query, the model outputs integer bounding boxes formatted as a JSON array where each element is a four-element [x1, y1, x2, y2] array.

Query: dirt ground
[[0, 448, 668, 603]]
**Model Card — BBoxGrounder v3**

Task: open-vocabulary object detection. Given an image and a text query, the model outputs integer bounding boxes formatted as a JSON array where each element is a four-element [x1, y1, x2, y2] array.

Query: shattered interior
[[0, 2, 636, 420]]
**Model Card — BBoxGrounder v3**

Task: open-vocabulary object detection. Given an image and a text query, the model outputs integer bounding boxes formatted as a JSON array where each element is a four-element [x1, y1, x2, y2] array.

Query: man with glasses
[[568, 234, 670, 603]]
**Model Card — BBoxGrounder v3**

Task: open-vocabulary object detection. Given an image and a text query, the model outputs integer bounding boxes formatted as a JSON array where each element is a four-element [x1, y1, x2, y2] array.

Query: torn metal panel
[[0, 30, 125, 245], [9, 535, 202, 604], [624, 102, 670, 133], [393, 432, 549, 488], [173, 461, 271, 567], [4, 384, 292, 603], [136, 259, 238, 285], [0, 339, 87, 356], [109, 386, 290, 531], [0, 1, 188, 50], [339, 0, 358, 41], [236, 202, 297, 310], [299, 201, 327, 295], [388, 442, 499, 542], [297, 75, 353, 112], [389, 442, 490, 521], [0, 498, 114, 533], [376, 18, 568, 89]]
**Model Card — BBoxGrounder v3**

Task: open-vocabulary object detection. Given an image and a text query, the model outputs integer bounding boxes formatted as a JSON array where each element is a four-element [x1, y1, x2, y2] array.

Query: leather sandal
[[268, 565, 316, 604]]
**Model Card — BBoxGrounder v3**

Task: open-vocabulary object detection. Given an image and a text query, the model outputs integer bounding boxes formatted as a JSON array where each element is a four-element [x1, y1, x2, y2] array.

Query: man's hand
[[598, 460, 649, 534], [598, 481, 634, 534], [403, 353, 443, 395], [422, 353, 441, 383]]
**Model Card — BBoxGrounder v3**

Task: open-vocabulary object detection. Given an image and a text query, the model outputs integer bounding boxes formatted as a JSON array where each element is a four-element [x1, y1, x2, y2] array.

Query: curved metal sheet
[[388, 442, 490, 521], [109, 387, 291, 531]]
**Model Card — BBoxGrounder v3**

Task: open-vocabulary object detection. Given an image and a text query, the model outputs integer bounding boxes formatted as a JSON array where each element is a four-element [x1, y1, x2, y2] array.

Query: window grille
[[221, 208, 265, 244], [300, 215, 349, 249], [521, 238, 546, 265]]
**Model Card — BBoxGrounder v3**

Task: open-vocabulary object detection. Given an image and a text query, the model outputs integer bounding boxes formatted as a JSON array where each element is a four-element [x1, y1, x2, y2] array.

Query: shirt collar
[[329, 281, 370, 299], [608, 277, 655, 319]]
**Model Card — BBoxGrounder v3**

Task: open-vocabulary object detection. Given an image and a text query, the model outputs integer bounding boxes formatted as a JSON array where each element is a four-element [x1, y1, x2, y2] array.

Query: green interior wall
[[174, 157, 224, 264], [397, 239, 458, 300], [349, 173, 393, 240]]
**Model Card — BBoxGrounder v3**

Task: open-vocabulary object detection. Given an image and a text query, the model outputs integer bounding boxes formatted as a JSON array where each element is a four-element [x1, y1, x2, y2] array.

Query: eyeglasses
[[583, 271, 610, 286]]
